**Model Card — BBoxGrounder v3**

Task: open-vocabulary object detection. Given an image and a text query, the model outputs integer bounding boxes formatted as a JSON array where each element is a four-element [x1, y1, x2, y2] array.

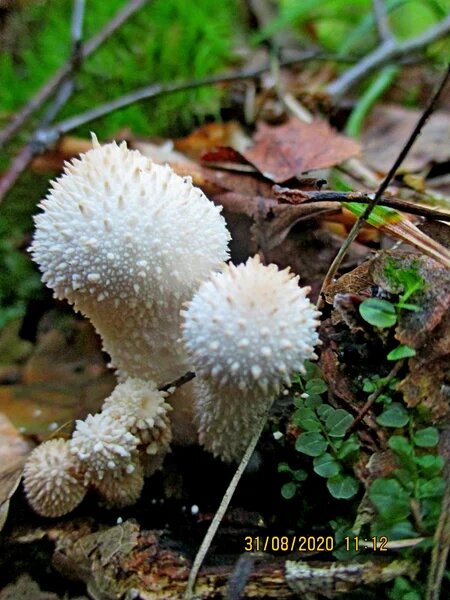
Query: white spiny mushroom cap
[[94, 462, 144, 508], [102, 378, 172, 454], [182, 255, 320, 394], [69, 411, 139, 482], [23, 439, 86, 517], [30, 136, 230, 383], [182, 255, 320, 462]]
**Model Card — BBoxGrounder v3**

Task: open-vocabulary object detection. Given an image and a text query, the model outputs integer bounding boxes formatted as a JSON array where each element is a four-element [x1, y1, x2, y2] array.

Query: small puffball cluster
[[182, 256, 320, 462], [23, 439, 86, 517], [23, 379, 172, 515], [102, 378, 173, 459], [69, 412, 138, 483]]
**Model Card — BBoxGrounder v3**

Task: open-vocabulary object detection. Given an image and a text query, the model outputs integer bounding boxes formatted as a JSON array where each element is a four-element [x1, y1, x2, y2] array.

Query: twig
[[38, 50, 339, 138], [273, 188, 450, 222], [372, 0, 393, 42], [0, 0, 150, 148], [184, 408, 270, 599], [0, 0, 87, 203], [426, 426, 450, 600], [40, 0, 86, 127], [327, 14, 450, 98], [0, 145, 35, 201], [346, 360, 404, 434], [318, 64, 450, 308], [160, 371, 195, 393]]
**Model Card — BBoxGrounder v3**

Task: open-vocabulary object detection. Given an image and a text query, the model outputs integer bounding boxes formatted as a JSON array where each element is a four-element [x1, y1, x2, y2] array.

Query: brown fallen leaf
[[0, 574, 70, 600], [241, 117, 360, 183], [362, 104, 450, 174], [0, 413, 33, 531], [0, 317, 115, 438], [174, 121, 250, 159]]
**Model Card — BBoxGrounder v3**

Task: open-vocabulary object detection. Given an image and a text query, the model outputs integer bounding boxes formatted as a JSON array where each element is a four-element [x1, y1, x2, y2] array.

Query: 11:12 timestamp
[[345, 536, 388, 551]]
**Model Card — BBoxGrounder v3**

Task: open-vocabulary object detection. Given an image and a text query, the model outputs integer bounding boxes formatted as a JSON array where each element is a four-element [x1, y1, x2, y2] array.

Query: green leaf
[[413, 427, 439, 448], [387, 344, 416, 361], [336, 435, 360, 459], [281, 482, 297, 499], [305, 378, 328, 395], [414, 455, 444, 478], [317, 404, 334, 420], [359, 298, 397, 328], [327, 474, 359, 499], [293, 469, 308, 482], [417, 477, 445, 499], [304, 395, 323, 409], [369, 478, 411, 521], [277, 462, 291, 474], [293, 408, 321, 432], [313, 453, 341, 478], [377, 403, 409, 428], [295, 432, 328, 457], [325, 409, 354, 437], [389, 435, 414, 456]]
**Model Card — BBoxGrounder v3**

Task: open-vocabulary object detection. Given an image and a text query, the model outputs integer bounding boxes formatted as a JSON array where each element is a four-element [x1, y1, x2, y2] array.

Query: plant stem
[[345, 65, 399, 138], [318, 64, 450, 308], [184, 407, 270, 599]]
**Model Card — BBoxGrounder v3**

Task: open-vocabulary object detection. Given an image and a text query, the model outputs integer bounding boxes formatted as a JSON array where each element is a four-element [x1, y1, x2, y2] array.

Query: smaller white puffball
[[181, 256, 320, 462], [182, 255, 320, 393], [23, 439, 86, 517], [94, 462, 144, 508], [69, 411, 139, 482], [102, 378, 172, 451]]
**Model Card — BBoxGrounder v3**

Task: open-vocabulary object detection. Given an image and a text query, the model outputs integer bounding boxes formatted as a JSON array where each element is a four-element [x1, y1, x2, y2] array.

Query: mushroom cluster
[[23, 136, 320, 516]]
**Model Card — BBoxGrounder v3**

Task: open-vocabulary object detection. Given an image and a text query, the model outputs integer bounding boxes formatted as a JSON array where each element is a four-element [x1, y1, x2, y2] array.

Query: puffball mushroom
[[102, 378, 172, 473], [182, 256, 320, 462], [93, 462, 145, 508], [23, 439, 86, 517], [30, 136, 230, 387], [69, 411, 139, 483]]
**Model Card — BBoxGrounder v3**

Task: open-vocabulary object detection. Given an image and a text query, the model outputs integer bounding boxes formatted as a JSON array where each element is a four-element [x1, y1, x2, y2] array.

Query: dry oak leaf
[[242, 117, 360, 183], [0, 413, 33, 531]]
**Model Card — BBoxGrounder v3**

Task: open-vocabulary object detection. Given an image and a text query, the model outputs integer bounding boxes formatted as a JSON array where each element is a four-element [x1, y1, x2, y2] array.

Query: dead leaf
[[362, 104, 450, 173], [0, 316, 115, 438], [174, 121, 250, 159], [241, 117, 360, 183], [0, 413, 33, 531]]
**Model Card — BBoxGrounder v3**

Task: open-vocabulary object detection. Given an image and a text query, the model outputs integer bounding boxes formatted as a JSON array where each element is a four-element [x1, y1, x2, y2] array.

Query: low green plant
[[279, 362, 360, 501], [369, 427, 444, 539], [358, 261, 426, 362]]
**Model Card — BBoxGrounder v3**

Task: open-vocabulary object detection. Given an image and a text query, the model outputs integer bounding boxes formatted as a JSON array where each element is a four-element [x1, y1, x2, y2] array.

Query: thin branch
[[327, 14, 450, 98], [40, 0, 86, 127], [184, 408, 270, 599], [273, 187, 450, 222], [160, 371, 195, 393], [426, 426, 450, 600], [0, 0, 87, 204], [372, 0, 393, 42], [0, 0, 150, 148], [38, 50, 338, 138], [318, 64, 450, 308], [0, 145, 35, 201]]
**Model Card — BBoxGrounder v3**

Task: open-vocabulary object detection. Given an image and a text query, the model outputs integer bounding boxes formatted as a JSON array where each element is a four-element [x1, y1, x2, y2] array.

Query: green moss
[[0, 0, 240, 138]]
